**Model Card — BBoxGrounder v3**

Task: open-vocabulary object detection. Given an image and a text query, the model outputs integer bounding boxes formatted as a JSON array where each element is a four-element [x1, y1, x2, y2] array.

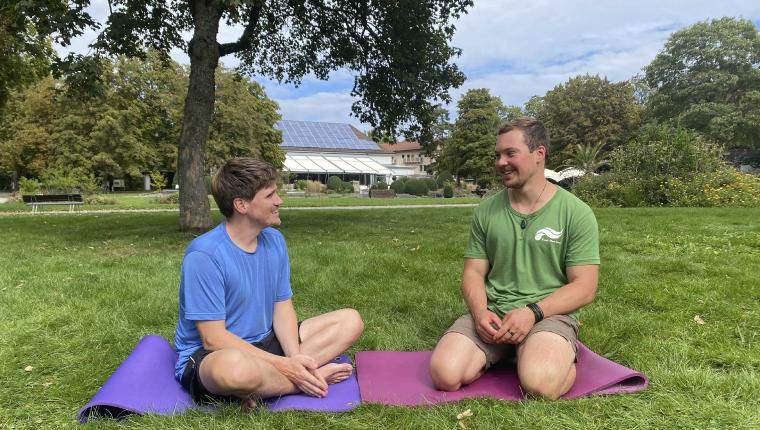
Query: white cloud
[[276, 92, 366, 130], [438, 0, 760, 116]]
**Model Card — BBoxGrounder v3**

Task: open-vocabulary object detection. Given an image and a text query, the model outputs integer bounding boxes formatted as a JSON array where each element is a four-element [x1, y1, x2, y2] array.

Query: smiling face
[[236, 183, 282, 228], [495, 129, 546, 189]]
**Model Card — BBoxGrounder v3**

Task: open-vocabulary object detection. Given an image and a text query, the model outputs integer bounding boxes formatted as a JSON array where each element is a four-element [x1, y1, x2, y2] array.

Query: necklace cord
[[514, 180, 548, 229]]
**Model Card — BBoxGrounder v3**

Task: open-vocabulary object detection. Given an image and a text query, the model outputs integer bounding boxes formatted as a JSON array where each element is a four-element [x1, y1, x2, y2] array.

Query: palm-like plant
[[563, 142, 609, 175]]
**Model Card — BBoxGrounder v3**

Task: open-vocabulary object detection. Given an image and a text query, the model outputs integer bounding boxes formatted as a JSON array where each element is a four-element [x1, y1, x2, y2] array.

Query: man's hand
[[474, 309, 502, 344], [494, 307, 535, 344], [274, 354, 328, 397]]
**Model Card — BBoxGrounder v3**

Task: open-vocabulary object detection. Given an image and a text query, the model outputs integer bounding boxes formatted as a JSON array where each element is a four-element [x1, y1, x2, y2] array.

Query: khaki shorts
[[444, 313, 579, 369]]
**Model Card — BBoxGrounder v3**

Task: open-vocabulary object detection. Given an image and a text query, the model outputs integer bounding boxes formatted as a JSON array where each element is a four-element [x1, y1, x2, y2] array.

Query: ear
[[535, 145, 547, 162], [232, 197, 248, 215]]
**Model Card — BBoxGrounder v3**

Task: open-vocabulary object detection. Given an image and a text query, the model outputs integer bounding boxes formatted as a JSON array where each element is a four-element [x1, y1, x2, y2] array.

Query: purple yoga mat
[[266, 354, 361, 412], [78, 335, 360, 423], [78, 335, 194, 423], [355, 342, 648, 406]]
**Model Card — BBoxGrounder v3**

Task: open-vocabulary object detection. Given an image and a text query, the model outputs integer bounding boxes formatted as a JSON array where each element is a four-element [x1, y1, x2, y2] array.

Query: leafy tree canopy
[[207, 70, 284, 170], [644, 17, 760, 149], [528, 74, 640, 167], [439, 88, 507, 187], [367, 128, 397, 145], [0, 2, 66, 107], [0, 55, 283, 186]]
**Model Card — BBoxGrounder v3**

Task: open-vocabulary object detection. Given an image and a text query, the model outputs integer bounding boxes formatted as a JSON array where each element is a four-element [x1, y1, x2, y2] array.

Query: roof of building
[[378, 140, 422, 152], [276, 120, 383, 152]]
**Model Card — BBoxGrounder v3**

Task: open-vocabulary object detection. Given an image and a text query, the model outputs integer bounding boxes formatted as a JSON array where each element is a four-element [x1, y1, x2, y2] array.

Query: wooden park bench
[[369, 189, 396, 198], [22, 194, 84, 214]]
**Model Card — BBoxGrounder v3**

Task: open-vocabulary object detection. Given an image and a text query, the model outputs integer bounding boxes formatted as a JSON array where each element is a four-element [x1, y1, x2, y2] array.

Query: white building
[[378, 141, 435, 176], [276, 120, 415, 185]]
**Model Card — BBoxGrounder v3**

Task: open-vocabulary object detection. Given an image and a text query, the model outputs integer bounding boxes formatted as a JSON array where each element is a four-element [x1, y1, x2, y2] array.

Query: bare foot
[[241, 394, 261, 412], [315, 362, 353, 385]]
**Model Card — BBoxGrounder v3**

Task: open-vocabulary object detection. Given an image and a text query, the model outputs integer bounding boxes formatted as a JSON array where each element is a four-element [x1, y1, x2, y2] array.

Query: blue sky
[[56, 1, 760, 131]]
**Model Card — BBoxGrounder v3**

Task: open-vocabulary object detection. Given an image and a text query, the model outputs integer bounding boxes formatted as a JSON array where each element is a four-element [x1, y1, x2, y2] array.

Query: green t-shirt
[[464, 187, 600, 319]]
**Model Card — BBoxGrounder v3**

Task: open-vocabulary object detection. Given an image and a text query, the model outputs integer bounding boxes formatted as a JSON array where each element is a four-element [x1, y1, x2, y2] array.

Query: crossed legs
[[197, 308, 364, 400], [429, 330, 576, 399]]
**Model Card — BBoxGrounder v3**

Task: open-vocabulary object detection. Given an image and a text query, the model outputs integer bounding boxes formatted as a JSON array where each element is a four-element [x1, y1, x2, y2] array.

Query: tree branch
[[219, 4, 263, 56]]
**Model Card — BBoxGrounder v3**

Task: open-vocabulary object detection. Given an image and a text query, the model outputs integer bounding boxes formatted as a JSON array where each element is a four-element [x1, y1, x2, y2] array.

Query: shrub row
[[326, 176, 356, 193], [571, 124, 760, 207], [574, 169, 760, 208]]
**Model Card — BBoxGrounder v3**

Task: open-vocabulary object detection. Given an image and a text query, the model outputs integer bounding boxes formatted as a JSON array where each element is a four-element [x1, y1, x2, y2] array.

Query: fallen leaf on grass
[[693, 315, 705, 325], [24, 366, 33, 372], [458, 421, 470, 430], [457, 409, 473, 420], [41, 382, 53, 388]]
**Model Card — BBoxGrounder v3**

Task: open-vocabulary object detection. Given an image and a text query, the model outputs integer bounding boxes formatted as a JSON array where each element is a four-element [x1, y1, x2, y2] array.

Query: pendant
[[520, 219, 527, 229]]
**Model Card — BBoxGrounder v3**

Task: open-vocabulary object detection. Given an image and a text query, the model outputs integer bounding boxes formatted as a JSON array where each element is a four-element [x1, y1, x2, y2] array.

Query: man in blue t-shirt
[[174, 158, 364, 406]]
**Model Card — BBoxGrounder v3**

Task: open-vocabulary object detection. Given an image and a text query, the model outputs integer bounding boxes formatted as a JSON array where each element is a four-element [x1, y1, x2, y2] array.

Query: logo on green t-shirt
[[534, 227, 563, 243]]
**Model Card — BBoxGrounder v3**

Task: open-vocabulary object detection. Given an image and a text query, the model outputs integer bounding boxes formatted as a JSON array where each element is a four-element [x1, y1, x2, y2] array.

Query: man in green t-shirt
[[429, 117, 600, 399]]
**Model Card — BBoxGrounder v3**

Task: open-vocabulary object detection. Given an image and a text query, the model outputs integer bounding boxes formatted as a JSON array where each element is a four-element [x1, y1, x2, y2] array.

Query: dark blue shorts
[[180, 328, 297, 403]]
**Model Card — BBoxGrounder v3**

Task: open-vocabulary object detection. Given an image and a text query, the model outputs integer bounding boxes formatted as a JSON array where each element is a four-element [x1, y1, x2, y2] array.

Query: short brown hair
[[498, 117, 550, 156], [212, 158, 279, 218]]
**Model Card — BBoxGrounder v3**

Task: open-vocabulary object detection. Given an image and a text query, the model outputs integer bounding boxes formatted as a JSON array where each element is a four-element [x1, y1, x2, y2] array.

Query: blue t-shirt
[[173, 223, 293, 380]]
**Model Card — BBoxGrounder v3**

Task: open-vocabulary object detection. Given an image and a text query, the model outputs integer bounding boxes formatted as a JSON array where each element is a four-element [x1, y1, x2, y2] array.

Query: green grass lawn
[[1, 207, 758, 429], [0, 192, 479, 213]]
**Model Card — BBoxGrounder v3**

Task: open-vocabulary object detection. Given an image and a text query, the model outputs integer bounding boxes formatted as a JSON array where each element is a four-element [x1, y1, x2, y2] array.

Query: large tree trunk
[[177, 0, 222, 231]]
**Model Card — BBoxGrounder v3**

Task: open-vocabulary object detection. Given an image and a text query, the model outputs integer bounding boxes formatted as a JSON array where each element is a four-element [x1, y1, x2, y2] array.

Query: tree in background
[[13, 1, 472, 230], [562, 142, 609, 175], [0, 2, 73, 109], [206, 70, 283, 170], [428, 105, 455, 150], [367, 128, 396, 144], [572, 123, 733, 207], [0, 77, 168, 185], [0, 55, 282, 189], [439, 88, 507, 187], [527, 74, 640, 167], [629, 73, 652, 107], [644, 17, 760, 150]]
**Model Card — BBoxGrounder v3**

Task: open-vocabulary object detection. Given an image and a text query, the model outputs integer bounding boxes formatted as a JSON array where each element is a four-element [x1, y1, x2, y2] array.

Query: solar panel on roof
[[276, 120, 380, 151]]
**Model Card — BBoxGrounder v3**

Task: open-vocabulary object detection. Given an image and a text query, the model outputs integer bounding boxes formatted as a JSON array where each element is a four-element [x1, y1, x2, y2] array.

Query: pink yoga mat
[[355, 342, 648, 406]]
